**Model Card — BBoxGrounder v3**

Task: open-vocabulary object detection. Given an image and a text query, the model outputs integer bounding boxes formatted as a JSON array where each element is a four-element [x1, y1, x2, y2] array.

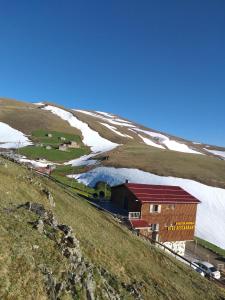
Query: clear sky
[[0, 0, 224, 146]]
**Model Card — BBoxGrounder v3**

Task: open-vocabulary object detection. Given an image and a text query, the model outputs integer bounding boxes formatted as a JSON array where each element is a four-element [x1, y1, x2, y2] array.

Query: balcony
[[128, 212, 141, 219]]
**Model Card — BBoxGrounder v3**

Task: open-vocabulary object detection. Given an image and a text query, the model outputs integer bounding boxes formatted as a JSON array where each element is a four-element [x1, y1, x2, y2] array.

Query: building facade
[[111, 183, 200, 255]]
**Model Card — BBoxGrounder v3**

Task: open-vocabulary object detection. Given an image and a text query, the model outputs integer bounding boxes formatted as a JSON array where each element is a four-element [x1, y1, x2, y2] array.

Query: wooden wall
[[111, 186, 141, 212], [141, 203, 198, 242], [111, 185, 199, 242]]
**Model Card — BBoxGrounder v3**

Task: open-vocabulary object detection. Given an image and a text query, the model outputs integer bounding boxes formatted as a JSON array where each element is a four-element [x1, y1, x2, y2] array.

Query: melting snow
[[65, 153, 99, 167], [19, 158, 53, 167], [205, 149, 225, 159], [0, 122, 32, 148], [137, 134, 165, 149], [72, 166, 225, 249], [33, 102, 45, 106], [134, 128, 202, 154], [95, 111, 115, 118], [100, 122, 133, 139], [43, 106, 119, 153], [74, 110, 135, 127]]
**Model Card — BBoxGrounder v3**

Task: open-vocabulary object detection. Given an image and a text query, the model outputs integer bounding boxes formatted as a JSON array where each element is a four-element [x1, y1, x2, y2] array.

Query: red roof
[[130, 219, 149, 229], [124, 183, 200, 204]]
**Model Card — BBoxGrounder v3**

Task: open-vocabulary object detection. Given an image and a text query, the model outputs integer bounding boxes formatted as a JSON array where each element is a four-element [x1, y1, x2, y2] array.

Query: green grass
[[31, 129, 82, 146], [1, 158, 225, 299], [20, 145, 89, 162], [51, 172, 95, 198], [195, 237, 225, 258], [51, 166, 111, 199], [19, 129, 90, 163]]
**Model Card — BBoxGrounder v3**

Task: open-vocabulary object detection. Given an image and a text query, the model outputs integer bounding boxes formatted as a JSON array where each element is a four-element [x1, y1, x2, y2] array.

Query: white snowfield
[[0, 122, 32, 148], [100, 122, 133, 139], [33, 102, 45, 106], [205, 149, 225, 159], [43, 105, 119, 153], [74, 109, 135, 127], [137, 134, 165, 149], [134, 128, 203, 154], [95, 111, 115, 118], [19, 158, 53, 168], [65, 153, 99, 167], [72, 109, 205, 155], [72, 166, 225, 249]]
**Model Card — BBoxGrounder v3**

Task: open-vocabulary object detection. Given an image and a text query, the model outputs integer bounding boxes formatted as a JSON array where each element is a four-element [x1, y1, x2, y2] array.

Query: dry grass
[[0, 98, 81, 136], [0, 159, 225, 299], [102, 143, 225, 188]]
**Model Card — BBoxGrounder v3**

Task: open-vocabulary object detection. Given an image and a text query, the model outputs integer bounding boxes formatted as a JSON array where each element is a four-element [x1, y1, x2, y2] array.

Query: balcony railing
[[128, 212, 140, 219]]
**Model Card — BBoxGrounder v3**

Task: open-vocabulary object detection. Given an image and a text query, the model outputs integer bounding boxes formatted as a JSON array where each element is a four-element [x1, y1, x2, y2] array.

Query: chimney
[[125, 179, 129, 183]]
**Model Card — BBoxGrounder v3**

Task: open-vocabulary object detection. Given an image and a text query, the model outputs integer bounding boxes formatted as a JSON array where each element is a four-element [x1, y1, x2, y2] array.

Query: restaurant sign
[[167, 221, 194, 231]]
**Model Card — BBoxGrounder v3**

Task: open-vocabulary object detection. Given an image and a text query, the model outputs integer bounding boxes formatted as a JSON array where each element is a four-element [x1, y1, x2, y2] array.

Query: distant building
[[58, 144, 68, 151], [46, 145, 52, 150], [67, 141, 80, 149], [111, 183, 200, 256], [58, 141, 80, 151], [35, 165, 53, 175], [46, 133, 53, 138], [59, 136, 66, 141]]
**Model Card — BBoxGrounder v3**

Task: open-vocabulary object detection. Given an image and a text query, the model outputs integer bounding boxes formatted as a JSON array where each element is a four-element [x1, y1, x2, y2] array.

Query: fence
[[1, 152, 225, 289]]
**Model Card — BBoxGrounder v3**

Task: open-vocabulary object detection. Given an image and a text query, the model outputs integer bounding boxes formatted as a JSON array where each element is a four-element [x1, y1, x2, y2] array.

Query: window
[[150, 204, 161, 213], [150, 224, 159, 231]]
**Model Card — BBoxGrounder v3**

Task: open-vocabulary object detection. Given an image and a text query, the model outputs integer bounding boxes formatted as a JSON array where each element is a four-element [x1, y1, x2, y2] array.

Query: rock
[[17, 202, 144, 299], [32, 219, 44, 234], [58, 224, 72, 235], [42, 188, 55, 207], [86, 273, 96, 300], [18, 202, 47, 217]]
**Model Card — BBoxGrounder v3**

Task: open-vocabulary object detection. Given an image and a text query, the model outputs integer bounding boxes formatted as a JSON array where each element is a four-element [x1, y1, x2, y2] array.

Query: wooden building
[[58, 144, 68, 151], [67, 141, 80, 149], [111, 183, 200, 255]]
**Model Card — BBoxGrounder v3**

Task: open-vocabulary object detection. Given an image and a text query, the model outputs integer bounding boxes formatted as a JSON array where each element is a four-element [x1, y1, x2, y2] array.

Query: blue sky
[[0, 0, 225, 146]]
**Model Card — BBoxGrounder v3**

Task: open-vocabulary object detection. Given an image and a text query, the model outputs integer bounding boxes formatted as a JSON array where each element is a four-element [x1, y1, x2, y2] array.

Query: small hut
[[58, 144, 68, 151], [67, 141, 80, 149]]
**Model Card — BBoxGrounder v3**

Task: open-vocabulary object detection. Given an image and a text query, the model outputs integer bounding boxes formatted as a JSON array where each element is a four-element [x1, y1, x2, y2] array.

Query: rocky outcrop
[[17, 202, 144, 300]]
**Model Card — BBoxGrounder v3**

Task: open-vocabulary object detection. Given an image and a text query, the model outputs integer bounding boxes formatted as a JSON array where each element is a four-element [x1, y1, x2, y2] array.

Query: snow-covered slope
[[43, 105, 119, 152], [0, 122, 32, 148], [205, 149, 225, 159], [133, 128, 202, 154], [75, 109, 204, 155], [72, 166, 225, 249]]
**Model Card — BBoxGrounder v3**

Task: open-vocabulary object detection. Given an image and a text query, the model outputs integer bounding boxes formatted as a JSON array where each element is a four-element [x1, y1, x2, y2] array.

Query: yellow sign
[[167, 221, 195, 231]]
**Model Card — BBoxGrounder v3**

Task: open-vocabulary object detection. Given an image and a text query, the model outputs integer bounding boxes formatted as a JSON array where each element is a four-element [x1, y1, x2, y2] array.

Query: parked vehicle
[[192, 261, 221, 279], [191, 262, 205, 277]]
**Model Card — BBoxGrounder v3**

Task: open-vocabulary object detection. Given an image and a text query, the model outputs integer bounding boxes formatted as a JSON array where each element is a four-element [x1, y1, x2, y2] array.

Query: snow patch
[[74, 110, 135, 127], [0, 122, 32, 148], [100, 122, 133, 139], [43, 106, 119, 152], [33, 102, 45, 106], [205, 149, 225, 159], [137, 134, 165, 149], [65, 153, 99, 167], [95, 111, 115, 118], [72, 166, 225, 249], [134, 128, 202, 154], [19, 158, 53, 168]]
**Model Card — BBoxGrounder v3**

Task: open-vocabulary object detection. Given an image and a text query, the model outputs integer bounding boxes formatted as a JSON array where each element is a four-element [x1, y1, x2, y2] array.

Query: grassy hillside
[[19, 129, 90, 162], [1, 98, 225, 189], [101, 143, 225, 189], [0, 98, 81, 136], [0, 158, 225, 299]]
